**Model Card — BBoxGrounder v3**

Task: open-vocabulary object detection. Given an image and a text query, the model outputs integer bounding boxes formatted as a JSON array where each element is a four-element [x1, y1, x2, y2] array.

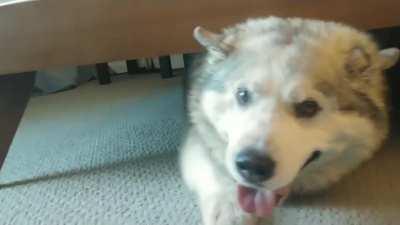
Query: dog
[[179, 17, 399, 225]]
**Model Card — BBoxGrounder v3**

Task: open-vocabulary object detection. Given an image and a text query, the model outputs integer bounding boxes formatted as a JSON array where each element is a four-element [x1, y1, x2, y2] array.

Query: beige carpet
[[0, 74, 399, 225]]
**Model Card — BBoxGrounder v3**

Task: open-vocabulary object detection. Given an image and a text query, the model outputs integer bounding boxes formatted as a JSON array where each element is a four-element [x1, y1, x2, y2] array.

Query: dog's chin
[[237, 183, 291, 218]]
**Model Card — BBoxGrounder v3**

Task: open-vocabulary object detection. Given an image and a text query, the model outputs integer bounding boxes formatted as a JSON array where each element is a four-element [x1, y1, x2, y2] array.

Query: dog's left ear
[[378, 47, 400, 70], [345, 47, 399, 75]]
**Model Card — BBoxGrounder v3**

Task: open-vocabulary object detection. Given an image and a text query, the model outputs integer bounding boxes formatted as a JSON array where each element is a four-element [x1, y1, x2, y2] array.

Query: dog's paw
[[201, 197, 259, 225]]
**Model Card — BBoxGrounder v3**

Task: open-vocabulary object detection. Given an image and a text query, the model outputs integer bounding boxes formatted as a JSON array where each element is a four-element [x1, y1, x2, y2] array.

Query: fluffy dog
[[180, 17, 399, 225]]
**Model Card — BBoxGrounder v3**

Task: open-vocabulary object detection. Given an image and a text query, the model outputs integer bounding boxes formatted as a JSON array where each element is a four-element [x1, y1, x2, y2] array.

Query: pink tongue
[[238, 185, 276, 217]]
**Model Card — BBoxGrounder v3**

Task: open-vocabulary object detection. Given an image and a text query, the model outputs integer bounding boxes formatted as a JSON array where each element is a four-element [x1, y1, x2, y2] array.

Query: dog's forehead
[[229, 44, 316, 97], [229, 28, 318, 81], [211, 17, 377, 99]]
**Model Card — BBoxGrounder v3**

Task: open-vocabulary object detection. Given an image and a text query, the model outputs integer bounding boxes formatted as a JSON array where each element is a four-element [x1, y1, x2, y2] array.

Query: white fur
[[180, 17, 399, 225]]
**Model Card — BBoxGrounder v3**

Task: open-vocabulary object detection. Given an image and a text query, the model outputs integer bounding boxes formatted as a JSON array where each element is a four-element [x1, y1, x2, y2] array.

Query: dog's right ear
[[193, 26, 232, 57]]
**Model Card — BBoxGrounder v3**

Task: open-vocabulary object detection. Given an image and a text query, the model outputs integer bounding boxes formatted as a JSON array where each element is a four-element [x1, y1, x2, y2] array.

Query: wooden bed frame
[[0, 0, 399, 171], [0, 0, 399, 75]]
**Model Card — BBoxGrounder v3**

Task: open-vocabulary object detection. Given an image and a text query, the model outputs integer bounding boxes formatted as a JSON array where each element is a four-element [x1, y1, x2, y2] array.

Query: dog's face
[[193, 18, 399, 192]]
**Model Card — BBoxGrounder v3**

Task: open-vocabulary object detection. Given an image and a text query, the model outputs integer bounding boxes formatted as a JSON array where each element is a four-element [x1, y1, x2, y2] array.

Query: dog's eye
[[294, 99, 321, 118], [236, 88, 251, 106]]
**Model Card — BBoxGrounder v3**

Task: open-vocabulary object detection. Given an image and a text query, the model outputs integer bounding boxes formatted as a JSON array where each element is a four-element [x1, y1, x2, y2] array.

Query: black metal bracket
[[95, 63, 111, 85]]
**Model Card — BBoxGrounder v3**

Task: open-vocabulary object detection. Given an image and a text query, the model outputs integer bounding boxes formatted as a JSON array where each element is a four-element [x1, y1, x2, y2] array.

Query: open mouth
[[237, 184, 290, 217]]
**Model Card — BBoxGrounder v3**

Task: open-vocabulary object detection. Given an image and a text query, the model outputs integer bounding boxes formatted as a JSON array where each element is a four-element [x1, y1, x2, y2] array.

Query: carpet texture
[[0, 74, 399, 225]]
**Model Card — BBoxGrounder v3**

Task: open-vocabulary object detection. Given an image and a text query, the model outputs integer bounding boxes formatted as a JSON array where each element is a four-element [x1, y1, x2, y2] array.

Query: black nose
[[235, 150, 276, 183]]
